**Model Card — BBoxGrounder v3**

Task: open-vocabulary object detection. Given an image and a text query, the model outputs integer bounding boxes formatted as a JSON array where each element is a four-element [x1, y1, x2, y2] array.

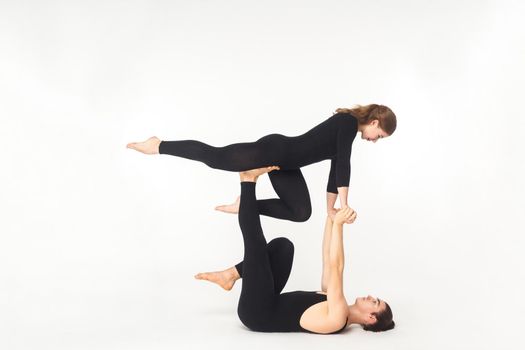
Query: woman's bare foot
[[239, 166, 280, 182], [215, 196, 240, 214], [126, 136, 161, 154], [217, 166, 279, 212], [194, 266, 240, 291]]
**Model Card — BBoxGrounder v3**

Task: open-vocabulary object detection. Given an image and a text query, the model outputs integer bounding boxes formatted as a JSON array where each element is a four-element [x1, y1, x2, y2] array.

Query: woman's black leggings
[[159, 139, 311, 222], [236, 181, 294, 329], [234, 237, 294, 296]]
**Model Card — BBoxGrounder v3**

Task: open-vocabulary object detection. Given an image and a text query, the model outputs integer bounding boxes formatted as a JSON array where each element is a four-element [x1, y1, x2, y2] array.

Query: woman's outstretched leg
[[235, 166, 283, 329], [127, 136, 282, 171]]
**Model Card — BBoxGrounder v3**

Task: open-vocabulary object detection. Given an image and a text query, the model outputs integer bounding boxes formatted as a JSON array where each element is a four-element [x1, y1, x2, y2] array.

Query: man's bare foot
[[215, 196, 240, 214], [239, 166, 280, 182], [194, 267, 240, 291], [126, 136, 161, 155]]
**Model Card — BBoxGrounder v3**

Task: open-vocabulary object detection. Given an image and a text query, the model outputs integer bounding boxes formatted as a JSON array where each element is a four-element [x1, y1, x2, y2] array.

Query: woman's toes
[[195, 273, 208, 280]]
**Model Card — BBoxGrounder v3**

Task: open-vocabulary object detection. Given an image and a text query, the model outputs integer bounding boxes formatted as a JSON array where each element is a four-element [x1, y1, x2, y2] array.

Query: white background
[[1, 0, 524, 349]]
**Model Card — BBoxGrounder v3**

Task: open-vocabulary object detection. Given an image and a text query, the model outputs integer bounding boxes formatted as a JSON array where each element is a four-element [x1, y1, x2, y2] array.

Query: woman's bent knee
[[292, 205, 311, 222]]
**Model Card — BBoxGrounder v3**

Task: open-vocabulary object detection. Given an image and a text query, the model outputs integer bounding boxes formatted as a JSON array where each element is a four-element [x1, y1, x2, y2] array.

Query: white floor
[[4, 258, 522, 350]]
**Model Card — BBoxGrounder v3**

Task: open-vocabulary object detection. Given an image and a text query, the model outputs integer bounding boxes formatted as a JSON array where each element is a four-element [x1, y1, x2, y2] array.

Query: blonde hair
[[335, 104, 397, 135]]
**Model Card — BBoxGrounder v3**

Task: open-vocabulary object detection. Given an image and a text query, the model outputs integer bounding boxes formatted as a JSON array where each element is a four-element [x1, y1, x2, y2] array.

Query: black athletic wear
[[235, 181, 347, 333], [159, 113, 358, 222]]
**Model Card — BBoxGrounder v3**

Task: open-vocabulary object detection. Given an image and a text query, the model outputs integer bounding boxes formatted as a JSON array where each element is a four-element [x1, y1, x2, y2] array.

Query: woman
[[127, 104, 396, 222], [196, 166, 395, 333]]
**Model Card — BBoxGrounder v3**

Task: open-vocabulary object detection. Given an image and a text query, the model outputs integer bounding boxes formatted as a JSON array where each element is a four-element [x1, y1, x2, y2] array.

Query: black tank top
[[258, 291, 348, 333]]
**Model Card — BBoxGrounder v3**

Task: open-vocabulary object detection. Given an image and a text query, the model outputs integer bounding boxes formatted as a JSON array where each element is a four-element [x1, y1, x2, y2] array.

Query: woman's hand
[[327, 207, 339, 222], [330, 206, 357, 224], [334, 207, 357, 225]]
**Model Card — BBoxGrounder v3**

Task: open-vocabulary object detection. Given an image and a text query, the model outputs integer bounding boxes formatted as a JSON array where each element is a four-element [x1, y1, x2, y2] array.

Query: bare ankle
[[239, 174, 257, 182], [227, 266, 240, 281]]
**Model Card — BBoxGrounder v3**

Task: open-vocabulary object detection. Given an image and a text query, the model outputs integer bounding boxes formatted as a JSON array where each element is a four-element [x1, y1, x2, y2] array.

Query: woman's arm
[[326, 192, 338, 220], [321, 215, 334, 292], [302, 208, 356, 334], [337, 186, 349, 208], [325, 208, 355, 325], [334, 116, 357, 211], [330, 187, 353, 224]]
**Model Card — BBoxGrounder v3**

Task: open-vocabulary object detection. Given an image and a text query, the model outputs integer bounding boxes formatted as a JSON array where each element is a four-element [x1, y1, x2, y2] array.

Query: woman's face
[[355, 295, 386, 318], [361, 120, 389, 143]]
